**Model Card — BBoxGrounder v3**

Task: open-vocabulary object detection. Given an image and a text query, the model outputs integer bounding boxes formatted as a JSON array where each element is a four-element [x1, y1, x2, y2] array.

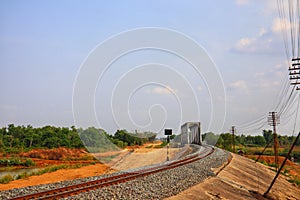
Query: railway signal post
[[165, 129, 172, 161]]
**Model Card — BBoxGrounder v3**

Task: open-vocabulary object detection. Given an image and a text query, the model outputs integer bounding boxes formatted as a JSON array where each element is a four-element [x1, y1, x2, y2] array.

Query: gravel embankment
[[0, 147, 230, 200]]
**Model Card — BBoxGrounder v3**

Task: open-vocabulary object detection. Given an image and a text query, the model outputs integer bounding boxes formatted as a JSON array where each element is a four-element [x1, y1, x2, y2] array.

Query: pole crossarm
[[290, 58, 300, 90]]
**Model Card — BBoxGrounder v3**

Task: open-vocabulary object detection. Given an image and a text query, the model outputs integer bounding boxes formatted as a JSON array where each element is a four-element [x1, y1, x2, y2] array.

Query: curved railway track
[[10, 145, 214, 200]]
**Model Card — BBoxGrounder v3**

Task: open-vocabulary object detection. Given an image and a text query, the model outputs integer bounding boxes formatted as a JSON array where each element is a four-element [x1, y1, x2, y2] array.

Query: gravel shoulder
[[166, 153, 300, 200], [63, 146, 229, 200]]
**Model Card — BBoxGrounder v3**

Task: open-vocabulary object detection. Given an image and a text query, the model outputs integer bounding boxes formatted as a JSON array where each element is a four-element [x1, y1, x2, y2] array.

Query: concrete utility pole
[[231, 126, 236, 153], [268, 112, 280, 172]]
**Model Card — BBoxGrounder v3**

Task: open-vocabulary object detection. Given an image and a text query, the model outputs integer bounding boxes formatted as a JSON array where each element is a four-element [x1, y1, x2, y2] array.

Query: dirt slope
[[0, 164, 109, 191], [166, 154, 300, 200], [111, 147, 181, 171]]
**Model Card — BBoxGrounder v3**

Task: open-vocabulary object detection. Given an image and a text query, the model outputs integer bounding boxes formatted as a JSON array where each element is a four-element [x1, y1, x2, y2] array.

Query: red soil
[[246, 155, 300, 178]]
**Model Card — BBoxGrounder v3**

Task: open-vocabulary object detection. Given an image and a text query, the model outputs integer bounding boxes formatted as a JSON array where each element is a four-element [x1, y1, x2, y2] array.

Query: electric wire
[[237, 1, 300, 135], [292, 93, 300, 136]]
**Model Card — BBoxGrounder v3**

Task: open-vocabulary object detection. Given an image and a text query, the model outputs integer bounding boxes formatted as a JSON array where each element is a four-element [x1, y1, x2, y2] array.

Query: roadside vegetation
[[0, 124, 157, 184], [201, 130, 300, 187], [202, 130, 300, 161], [0, 158, 35, 167], [0, 124, 157, 154]]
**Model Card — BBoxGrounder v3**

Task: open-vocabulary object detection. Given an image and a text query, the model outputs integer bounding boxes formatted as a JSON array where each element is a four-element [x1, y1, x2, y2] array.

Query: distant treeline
[[2, 124, 298, 154], [0, 124, 156, 153], [203, 130, 300, 151], [78, 128, 156, 153]]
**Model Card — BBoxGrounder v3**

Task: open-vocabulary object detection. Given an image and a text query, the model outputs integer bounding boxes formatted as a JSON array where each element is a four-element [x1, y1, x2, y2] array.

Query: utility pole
[[231, 126, 236, 153], [289, 58, 300, 90], [264, 57, 300, 196], [264, 132, 300, 197], [268, 112, 280, 172]]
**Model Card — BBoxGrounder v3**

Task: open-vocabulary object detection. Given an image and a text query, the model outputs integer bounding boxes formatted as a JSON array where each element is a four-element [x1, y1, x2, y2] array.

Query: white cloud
[[261, 1, 279, 15], [259, 28, 267, 37], [252, 61, 286, 89], [197, 85, 203, 92], [271, 17, 291, 33], [229, 80, 247, 90], [0, 105, 17, 111], [235, 37, 255, 50], [247, 106, 259, 114], [254, 72, 265, 78], [235, 0, 249, 6], [152, 86, 177, 95], [232, 27, 281, 54]]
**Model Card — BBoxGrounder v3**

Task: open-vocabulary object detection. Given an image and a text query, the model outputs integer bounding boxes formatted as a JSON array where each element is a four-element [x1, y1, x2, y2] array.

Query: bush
[[15, 172, 29, 180], [288, 177, 300, 186], [23, 158, 35, 167], [0, 158, 35, 167], [4, 147, 22, 154], [261, 160, 268, 166], [0, 174, 14, 184], [0, 158, 21, 166]]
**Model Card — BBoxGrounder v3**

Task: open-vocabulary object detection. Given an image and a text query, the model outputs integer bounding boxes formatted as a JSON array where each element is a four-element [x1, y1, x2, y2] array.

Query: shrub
[[0, 174, 14, 184], [0, 158, 36, 167], [23, 158, 36, 167], [288, 177, 300, 186], [15, 172, 29, 180]]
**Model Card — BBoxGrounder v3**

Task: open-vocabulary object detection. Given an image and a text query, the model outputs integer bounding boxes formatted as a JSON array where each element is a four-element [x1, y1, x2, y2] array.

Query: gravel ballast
[[0, 147, 230, 200]]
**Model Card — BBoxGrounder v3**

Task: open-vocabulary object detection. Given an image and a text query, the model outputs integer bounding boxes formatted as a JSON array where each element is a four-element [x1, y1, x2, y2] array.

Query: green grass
[[0, 158, 36, 167], [0, 174, 14, 184], [63, 155, 96, 161], [99, 155, 118, 163], [288, 176, 300, 186], [237, 146, 300, 163], [15, 172, 30, 180], [154, 141, 168, 148]]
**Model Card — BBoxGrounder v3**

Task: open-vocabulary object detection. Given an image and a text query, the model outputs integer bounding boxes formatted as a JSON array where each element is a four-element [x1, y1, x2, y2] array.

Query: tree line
[[2, 124, 298, 154], [203, 130, 300, 151], [0, 124, 157, 153], [78, 127, 156, 153]]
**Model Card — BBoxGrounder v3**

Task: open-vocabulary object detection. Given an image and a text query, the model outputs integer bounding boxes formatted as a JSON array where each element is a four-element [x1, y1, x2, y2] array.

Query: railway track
[[10, 145, 214, 200]]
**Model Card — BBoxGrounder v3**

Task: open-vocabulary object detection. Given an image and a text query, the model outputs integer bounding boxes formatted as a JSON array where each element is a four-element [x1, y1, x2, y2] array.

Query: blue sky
[[1, 0, 299, 136]]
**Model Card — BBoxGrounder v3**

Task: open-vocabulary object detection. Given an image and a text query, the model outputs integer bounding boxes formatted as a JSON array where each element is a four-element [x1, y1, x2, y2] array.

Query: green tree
[[203, 132, 219, 146], [253, 135, 266, 146], [263, 130, 273, 144]]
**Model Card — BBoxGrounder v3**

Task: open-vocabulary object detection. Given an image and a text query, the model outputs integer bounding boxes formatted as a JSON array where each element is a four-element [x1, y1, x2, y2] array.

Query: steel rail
[[10, 145, 214, 200]]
